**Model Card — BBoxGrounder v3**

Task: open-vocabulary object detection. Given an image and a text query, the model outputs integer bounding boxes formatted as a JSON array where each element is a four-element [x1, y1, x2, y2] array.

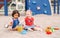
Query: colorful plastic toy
[[45, 28, 52, 35], [17, 25, 23, 32], [54, 28, 59, 30], [51, 27, 54, 32], [20, 30, 27, 34], [45, 26, 59, 35], [45, 26, 52, 35], [5, 24, 9, 28]]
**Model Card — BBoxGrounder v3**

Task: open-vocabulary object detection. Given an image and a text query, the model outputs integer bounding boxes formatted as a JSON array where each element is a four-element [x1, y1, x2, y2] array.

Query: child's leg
[[12, 26, 18, 31], [34, 27, 42, 31], [28, 28, 33, 31], [24, 26, 33, 31], [7, 26, 12, 31]]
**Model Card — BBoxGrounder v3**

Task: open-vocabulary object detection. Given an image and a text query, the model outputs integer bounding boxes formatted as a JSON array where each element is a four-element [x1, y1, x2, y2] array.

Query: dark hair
[[12, 10, 20, 17]]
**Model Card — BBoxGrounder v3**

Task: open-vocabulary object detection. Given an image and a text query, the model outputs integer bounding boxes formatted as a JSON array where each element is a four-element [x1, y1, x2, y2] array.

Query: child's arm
[[19, 19, 25, 26], [9, 22, 13, 26], [33, 17, 37, 26], [5, 18, 13, 29], [8, 18, 13, 26]]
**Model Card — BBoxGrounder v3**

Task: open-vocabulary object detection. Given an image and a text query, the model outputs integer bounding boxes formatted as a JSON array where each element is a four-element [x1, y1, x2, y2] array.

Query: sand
[[0, 14, 60, 38]]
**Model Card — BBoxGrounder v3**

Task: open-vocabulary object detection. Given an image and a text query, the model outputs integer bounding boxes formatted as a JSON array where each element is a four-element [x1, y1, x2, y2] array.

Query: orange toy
[[45, 26, 60, 35], [45, 29, 52, 35], [45, 26, 52, 35], [54, 28, 59, 30]]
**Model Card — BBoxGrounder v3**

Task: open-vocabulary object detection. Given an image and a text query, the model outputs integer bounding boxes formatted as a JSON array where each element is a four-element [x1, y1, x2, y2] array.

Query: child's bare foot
[[8, 28, 13, 31], [34, 27, 43, 31]]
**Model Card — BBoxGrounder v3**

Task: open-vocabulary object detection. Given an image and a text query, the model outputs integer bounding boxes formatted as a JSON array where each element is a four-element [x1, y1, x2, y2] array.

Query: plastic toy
[[17, 25, 23, 32], [46, 31, 52, 35], [45, 26, 59, 35], [51, 27, 54, 32], [54, 28, 59, 30], [5, 24, 9, 28], [45, 28, 52, 35], [45, 26, 52, 35], [20, 30, 27, 34]]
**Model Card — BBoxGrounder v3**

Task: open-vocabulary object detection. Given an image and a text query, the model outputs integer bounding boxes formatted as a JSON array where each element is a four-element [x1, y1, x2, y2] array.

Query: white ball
[[4, 24, 9, 28]]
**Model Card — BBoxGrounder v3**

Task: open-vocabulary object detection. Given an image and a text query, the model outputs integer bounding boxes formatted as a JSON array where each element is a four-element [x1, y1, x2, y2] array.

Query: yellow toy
[[17, 26, 23, 32]]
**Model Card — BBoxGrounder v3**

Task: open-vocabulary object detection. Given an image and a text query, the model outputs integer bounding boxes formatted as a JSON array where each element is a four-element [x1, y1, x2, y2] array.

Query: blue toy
[[20, 30, 27, 34]]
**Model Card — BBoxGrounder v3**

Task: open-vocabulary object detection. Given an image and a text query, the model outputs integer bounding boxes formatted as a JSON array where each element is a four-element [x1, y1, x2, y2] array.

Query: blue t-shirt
[[12, 18, 19, 28]]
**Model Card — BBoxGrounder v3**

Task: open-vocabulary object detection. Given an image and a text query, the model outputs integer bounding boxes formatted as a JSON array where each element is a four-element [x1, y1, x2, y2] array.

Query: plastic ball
[[5, 24, 9, 28]]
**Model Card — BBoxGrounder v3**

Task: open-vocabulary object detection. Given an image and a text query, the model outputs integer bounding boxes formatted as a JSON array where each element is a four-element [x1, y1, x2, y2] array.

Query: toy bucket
[[17, 26, 23, 32]]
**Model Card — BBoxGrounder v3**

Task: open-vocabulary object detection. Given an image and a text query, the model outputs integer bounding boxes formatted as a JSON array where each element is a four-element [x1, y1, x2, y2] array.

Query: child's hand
[[9, 22, 13, 26]]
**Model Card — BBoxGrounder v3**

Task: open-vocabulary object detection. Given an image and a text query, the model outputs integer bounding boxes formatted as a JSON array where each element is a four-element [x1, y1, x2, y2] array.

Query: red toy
[[45, 26, 52, 35], [45, 29, 52, 35]]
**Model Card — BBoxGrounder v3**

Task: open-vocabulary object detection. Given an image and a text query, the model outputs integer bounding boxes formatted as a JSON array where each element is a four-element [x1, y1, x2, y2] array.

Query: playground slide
[[0, 0, 11, 9]]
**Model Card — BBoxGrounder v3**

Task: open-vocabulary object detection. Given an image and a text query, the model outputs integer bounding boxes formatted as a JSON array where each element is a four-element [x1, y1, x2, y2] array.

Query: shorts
[[25, 25, 35, 29]]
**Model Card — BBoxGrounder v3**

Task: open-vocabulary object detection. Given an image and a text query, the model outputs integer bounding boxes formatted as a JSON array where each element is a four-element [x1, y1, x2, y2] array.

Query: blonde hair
[[25, 10, 32, 15]]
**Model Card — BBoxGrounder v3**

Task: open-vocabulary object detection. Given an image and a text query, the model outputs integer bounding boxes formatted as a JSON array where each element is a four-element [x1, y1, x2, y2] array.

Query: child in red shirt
[[24, 10, 42, 31], [25, 16, 34, 26]]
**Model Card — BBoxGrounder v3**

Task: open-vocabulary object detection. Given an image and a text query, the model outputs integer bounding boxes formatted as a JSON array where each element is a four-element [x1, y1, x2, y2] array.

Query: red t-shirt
[[25, 16, 34, 26]]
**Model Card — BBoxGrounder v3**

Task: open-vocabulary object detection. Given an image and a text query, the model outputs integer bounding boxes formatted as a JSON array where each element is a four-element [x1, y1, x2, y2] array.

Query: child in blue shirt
[[5, 10, 20, 31]]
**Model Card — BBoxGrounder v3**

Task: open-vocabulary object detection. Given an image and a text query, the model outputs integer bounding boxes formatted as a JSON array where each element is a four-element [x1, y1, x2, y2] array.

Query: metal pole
[[58, 0, 60, 14], [4, 0, 8, 16], [54, 0, 56, 14]]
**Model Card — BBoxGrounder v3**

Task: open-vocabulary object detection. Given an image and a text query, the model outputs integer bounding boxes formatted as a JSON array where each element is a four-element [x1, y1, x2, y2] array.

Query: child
[[5, 10, 20, 31], [24, 10, 42, 31]]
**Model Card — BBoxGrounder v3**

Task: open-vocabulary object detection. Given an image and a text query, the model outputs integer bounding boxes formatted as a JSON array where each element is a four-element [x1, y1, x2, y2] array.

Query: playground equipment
[[9, 0, 25, 13], [0, 0, 60, 16], [25, 0, 51, 15], [0, 0, 10, 16], [54, 0, 60, 14], [57, 0, 60, 14], [0, 0, 25, 16]]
